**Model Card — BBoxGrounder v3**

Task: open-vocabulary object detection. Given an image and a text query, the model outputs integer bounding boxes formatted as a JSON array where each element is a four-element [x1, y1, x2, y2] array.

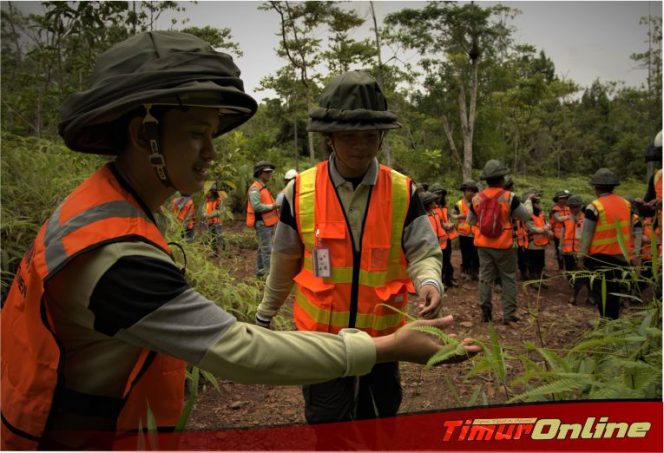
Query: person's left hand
[[417, 284, 441, 319]]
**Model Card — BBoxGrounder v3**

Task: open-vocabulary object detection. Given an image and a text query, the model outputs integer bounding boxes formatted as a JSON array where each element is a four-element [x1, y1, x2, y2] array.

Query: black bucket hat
[[59, 31, 258, 155], [419, 191, 438, 207], [253, 161, 275, 178], [307, 71, 400, 133]]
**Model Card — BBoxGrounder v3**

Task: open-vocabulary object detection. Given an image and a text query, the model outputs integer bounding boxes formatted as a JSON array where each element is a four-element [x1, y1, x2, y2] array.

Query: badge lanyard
[[313, 228, 331, 278]]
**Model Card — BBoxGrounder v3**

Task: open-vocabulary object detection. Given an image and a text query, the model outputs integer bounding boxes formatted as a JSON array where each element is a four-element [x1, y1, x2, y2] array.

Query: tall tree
[[384, 2, 518, 179]]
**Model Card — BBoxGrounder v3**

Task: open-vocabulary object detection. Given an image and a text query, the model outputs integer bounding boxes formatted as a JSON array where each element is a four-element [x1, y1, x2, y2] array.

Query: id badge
[[313, 248, 331, 278]]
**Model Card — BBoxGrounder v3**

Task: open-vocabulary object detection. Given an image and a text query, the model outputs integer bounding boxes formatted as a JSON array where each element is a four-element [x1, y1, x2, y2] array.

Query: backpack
[[477, 190, 506, 238]]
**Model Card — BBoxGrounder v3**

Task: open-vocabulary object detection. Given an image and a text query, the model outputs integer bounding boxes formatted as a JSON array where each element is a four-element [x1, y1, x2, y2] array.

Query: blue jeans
[[255, 221, 274, 276]]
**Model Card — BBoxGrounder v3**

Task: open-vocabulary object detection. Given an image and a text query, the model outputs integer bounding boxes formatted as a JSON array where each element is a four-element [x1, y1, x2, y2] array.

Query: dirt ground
[[187, 221, 635, 431]]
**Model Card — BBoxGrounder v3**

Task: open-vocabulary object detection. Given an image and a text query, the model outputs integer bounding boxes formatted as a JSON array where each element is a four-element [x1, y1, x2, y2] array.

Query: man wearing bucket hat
[[430, 183, 457, 288], [560, 194, 590, 305], [550, 190, 572, 271], [256, 71, 447, 425], [466, 159, 531, 325], [453, 180, 481, 280], [247, 160, 279, 276], [1, 33, 479, 450], [578, 168, 633, 319]]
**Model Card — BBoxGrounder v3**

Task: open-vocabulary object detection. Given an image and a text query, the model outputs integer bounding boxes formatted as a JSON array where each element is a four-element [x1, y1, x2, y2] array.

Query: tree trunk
[[441, 115, 462, 170], [457, 59, 479, 181], [370, 1, 391, 166]]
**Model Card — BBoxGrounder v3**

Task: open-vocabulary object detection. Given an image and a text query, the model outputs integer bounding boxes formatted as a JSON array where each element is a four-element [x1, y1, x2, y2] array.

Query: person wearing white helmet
[[1, 31, 479, 450], [276, 168, 298, 206]]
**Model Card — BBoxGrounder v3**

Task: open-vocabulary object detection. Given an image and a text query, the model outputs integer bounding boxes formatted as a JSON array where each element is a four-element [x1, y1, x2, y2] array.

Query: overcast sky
[[10, 1, 663, 102]]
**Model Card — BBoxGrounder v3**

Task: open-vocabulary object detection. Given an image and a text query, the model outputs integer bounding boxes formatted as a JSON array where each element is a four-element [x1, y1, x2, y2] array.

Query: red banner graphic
[[105, 400, 662, 451]]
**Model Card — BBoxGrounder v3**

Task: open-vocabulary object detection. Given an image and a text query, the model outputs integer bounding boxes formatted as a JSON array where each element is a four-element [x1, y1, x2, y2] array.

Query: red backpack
[[477, 190, 506, 238]]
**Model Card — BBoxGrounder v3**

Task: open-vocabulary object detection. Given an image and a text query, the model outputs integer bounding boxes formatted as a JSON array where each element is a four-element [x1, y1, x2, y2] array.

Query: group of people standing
[[417, 157, 661, 324], [170, 184, 227, 255]]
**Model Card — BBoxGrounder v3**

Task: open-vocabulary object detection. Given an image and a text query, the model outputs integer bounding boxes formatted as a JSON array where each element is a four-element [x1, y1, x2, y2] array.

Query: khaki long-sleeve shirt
[[257, 155, 443, 321]]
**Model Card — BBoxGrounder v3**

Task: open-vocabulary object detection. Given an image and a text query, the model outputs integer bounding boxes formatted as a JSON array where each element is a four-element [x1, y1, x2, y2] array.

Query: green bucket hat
[[419, 191, 438, 207], [253, 161, 275, 178], [479, 159, 510, 180], [567, 195, 583, 207], [459, 179, 479, 192], [589, 168, 620, 186], [553, 189, 571, 202], [59, 31, 258, 155], [429, 183, 447, 195], [307, 71, 400, 133]]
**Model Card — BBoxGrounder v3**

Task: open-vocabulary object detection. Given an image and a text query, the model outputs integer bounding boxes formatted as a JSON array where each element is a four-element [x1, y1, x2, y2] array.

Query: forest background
[[2, 0, 662, 288]]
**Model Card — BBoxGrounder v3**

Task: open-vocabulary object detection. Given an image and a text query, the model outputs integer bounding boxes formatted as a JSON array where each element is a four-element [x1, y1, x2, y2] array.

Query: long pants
[[526, 248, 546, 280], [517, 246, 527, 279], [442, 239, 454, 286], [553, 237, 564, 270], [478, 247, 517, 320], [563, 254, 587, 296], [459, 235, 479, 277], [585, 254, 629, 319], [255, 221, 273, 276], [208, 223, 225, 255]]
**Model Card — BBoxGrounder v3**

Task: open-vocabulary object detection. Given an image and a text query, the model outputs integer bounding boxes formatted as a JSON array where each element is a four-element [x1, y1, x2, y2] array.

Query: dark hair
[[485, 176, 505, 187], [109, 105, 188, 152], [595, 185, 615, 193]]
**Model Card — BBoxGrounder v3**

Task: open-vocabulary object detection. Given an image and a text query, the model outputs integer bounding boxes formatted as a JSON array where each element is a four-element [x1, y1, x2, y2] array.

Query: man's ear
[[128, 116, 149, 151]]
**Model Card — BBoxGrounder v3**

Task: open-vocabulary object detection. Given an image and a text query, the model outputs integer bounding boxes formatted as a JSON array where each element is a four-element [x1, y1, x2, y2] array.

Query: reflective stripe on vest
[[433, 207, 448, 242], [550, 205, 570, 239], [205, 198, 221, 225], [561, 213, 584, 254], [246, 181, 279, 227], [529, 212, 550, 247], [428, 212, 447, 250], [1, 164, 185, 449], [293, 161, 413, 336], [588, 194, 633, 256], [472, 188, 514, 249]]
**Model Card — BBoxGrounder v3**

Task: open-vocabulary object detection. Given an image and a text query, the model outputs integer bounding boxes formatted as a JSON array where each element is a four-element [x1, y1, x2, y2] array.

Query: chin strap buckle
[[143, 104, 172, 187]]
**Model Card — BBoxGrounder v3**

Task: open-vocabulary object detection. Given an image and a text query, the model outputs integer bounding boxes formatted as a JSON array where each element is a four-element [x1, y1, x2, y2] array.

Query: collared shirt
[[248, 180, 275, 213], [257, 154, 443, 320]]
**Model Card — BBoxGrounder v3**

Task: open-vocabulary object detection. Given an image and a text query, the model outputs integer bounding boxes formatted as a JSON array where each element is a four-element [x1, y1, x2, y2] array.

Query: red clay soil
[[187, 223, 637, 431]]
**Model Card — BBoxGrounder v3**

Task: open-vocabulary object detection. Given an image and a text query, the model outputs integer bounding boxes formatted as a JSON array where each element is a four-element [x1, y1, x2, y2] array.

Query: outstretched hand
[[373, 315, 481, 366]]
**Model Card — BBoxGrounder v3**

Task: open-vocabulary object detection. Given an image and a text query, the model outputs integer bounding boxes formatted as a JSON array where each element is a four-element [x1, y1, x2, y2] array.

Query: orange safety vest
[[246, 181, 279, 227], [550, 205, 570, 240], [654, 169, 662, 247], [472, 188, 514, 249], [1, 164, 185, 450], [528, 212, 550, 247], [439, 206, 458, 240], [515, 219, 528, 248], [292, 161, 414, 337], [456, 198, 478, 236], [588, 194, 633, 256], [433, 207, 448, 243], [427, 211, 447, 250], [205, 198, 221, 225], [172, 196, 194, 230], [561, 212, 584, 254]]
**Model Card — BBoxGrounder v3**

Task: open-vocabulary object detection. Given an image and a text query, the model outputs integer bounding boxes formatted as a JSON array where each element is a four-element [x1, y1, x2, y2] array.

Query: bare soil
[[187, 222, 636, 431]]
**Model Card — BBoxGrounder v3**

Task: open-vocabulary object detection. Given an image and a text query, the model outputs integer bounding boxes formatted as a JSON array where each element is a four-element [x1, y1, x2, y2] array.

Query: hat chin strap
[[143, 104, 176, 190]]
